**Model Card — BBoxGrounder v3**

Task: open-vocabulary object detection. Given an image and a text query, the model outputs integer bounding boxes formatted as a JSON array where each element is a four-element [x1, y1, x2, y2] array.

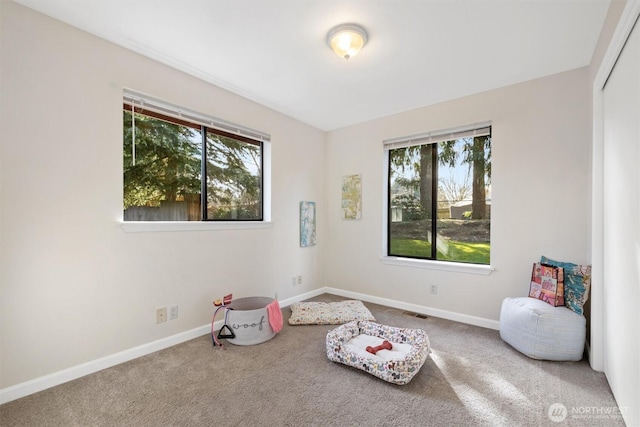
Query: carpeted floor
[[0, 294, 625, 426]]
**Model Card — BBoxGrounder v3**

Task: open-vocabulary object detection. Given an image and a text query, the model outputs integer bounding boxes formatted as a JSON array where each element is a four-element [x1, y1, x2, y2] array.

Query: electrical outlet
[[430, 284, 438, 295], [297, 275, 302, 285], [168, 305, 178, 320], [156, 307, 167, 324]]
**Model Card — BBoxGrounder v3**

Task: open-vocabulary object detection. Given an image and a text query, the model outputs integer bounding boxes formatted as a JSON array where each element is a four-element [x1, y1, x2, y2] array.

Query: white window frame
[[120, 89, 272, 233], [381, 122, 494, 275]]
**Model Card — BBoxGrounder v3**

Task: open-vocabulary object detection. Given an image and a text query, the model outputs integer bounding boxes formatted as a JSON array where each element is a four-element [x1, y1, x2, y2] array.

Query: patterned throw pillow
[[540, 255, 591, 315]]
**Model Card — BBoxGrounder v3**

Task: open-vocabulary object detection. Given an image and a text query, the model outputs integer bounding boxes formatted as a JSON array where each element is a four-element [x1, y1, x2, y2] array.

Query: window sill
[[380, 256, 494, 275], [120, 221, 273, 233]]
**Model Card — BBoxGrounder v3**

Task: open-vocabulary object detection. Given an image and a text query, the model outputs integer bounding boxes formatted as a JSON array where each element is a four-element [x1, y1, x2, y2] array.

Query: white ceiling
[[14, 0, 611, 131]]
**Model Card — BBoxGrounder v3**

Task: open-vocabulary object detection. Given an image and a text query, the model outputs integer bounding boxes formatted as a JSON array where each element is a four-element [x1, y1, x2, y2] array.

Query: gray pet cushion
[[500, 297, 586, 361]]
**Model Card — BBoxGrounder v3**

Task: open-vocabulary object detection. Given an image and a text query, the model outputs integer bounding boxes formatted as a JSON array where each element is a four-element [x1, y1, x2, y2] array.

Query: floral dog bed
[[326, 320, 431, 385]]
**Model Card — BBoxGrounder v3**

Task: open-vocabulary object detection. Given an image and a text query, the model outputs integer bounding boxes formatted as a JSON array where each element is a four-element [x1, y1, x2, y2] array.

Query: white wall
[[3, 0, 637, 415], [325, 68, 592, 322], [0, 1, 325, 389]]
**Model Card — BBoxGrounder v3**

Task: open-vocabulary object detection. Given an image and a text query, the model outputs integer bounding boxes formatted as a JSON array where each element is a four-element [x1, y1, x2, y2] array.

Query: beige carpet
[[0, 294, 625, 426]]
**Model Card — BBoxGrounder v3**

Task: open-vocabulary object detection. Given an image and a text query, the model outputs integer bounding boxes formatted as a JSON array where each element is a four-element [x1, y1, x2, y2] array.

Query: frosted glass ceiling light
[[327, 24, 368, 60]]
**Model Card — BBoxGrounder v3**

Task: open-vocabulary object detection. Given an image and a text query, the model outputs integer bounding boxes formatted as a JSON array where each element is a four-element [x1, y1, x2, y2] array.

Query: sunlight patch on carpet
[[430, 351, 535, 425]]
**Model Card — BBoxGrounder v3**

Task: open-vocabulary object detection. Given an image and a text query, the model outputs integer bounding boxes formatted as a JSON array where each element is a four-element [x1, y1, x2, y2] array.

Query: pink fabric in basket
[[267, 300, 283, 333]]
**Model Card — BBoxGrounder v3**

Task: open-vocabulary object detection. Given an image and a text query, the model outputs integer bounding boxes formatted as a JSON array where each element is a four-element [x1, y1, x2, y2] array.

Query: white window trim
[[121, 221, 273, 233], [380, 256, 494, 275]]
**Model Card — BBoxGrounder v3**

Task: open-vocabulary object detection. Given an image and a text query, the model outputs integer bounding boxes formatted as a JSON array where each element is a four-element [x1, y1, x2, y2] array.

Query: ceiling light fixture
[[327, 24, 368, 60]]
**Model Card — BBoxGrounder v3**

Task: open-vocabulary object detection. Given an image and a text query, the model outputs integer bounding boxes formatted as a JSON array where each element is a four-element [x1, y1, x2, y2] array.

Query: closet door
[[602, 16, 640, 427]]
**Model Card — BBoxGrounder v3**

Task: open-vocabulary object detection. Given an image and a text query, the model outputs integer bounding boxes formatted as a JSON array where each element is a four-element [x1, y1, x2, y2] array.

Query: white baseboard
[[323, 287, 500, 331], [585, 340, 599, 371], [0, 287, 497, 404], [0, 324, 211, 405], [277, 287, 327, 308]]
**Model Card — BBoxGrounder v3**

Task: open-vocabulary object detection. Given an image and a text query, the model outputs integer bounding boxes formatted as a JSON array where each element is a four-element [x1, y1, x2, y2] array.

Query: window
[[385, 123, 491, 265], [123, 90, 267, 222]]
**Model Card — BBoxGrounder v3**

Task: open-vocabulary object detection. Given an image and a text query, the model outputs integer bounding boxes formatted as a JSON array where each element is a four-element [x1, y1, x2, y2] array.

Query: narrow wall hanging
[[341, 174, 362, 220], [300, 201, 316, 247]]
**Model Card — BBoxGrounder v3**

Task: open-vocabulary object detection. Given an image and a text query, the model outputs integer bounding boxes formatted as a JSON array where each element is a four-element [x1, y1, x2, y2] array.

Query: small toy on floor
[[214, 294, 233, 307], [366, 340, 392, 354], [211, 293, 234, 347]]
